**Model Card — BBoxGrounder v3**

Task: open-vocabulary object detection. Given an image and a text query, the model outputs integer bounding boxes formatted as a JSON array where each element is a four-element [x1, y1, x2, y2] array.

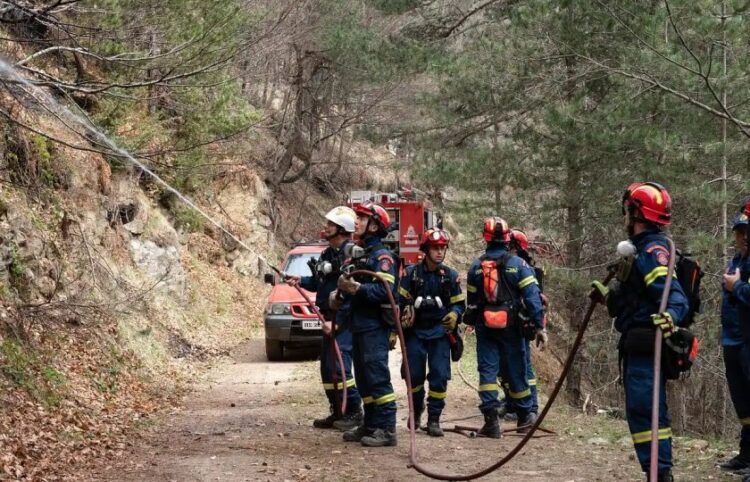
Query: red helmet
[[741, 196, 750, 217], [483, 217, 511, 243], [622, 182, 672, 226], [354, 201, 391, 231], [420, 228, 451, 252], [510, 229, 529, 251]]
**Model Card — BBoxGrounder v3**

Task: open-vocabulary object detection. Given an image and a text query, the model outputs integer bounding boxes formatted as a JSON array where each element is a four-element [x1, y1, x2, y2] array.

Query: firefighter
[[724, 198, 750, 482], [284, 206, 363, 430], [464, 217, 546, 438], [498, 229, 547, 418], [334, 201, 399, 447], [591, 182, 689, 482], [398, 228, 465, 437], [722, 203, 750, 477]]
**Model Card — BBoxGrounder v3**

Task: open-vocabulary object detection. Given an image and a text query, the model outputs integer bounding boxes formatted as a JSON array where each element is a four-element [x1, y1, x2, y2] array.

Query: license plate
[[302, 320, 321, 330]]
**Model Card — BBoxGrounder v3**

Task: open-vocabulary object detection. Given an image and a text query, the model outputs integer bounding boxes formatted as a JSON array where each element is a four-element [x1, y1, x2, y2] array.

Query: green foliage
[[0, 340, 67, 407], [172, 204, 206, 233], [0, 339, 31, 387], [8, 245, 26, 284]]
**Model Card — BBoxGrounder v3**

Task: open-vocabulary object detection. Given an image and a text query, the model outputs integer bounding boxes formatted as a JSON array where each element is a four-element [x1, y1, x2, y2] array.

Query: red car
[[262, 242, 326, 361]]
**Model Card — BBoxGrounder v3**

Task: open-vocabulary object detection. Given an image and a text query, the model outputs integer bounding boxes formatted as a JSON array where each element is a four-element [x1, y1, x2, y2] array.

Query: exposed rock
[[129, 239, 186, 297]]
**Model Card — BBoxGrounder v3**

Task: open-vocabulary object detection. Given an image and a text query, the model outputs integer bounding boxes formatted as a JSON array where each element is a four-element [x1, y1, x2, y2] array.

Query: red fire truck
[[348, 188, 439, 266]]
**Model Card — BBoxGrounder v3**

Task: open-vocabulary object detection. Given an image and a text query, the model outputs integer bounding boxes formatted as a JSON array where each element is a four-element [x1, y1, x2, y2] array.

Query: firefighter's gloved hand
[[651, 312, 675, 338], [442, 312, 458, 331], [337, 275, 361, 295], [589, 280, 609, 305], [400, 305, 415, 328], [284, 274, 301, 287], [329, 290, 342, 311], [534, 329, 548, 350], [388, 331, 398, 350]]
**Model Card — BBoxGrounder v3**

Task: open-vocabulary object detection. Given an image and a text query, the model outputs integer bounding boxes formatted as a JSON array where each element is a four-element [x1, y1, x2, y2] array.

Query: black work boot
[[720, 446, 750, 473], [656, 470, 673, 482], [517, 411, 537, 434], [408, 404, 424, 431], [361, 427, 397, 447], [342, 425, 373, 442], [332, 407, 363, 431], [496, 400, 509, 419], [478, 409, 502, 439], [312, 409, 341, 429], [425, 415, 444, 437]]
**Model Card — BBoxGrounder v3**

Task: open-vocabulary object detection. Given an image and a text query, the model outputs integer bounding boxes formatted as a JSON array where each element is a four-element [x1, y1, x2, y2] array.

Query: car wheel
[[265, 338, 284, 361]]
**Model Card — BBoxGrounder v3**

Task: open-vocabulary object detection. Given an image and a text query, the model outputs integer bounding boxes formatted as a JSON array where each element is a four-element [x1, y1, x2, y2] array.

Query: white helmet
[[325, 206, 356, 233]]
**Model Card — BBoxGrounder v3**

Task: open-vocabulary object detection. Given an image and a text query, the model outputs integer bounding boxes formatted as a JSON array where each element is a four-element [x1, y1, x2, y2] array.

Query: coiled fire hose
[[268, 265, 348, 415], [349, 268, 612, 480], [649, 237, 676, 481]]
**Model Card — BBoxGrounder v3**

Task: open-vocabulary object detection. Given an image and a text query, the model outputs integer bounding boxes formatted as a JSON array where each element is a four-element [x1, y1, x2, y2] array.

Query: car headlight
[[268, 303, 291, 315]]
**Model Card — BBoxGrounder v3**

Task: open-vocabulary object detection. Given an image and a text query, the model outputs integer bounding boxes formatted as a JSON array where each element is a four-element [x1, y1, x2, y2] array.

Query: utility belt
[[619, 326, 699, 380]]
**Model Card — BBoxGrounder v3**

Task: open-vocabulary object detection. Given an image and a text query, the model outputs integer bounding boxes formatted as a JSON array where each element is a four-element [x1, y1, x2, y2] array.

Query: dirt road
[[88, 338, 728, 481]]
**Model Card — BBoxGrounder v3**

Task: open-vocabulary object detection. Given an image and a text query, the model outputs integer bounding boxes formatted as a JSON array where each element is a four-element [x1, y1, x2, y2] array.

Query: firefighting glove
[[388, 331, 398, 350], [337, 274, 361, 295], [651, 312, 675, 338], [535, 329, 548, 351], [400, 305, 415, 328], [442, 311, 458, 332], [329, 289, 342, 311], [589, 280, 609, 305]]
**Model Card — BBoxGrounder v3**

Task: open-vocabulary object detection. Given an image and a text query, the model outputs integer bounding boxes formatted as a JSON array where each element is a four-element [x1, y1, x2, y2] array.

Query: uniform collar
[[363, 236, 383, 248], [421, 260, 443, 273], [630, 227, 662, 246], [485, 244, 508, 257]]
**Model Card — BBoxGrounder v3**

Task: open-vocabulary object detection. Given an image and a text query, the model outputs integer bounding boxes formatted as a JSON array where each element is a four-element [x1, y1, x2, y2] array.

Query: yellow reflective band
[[398, 286, 412, 299], [467, 285, 477, 293], [323, 378, 356, 390], [373, 393, 396, 405], [643, 267, 677, 286], [428, 390, 447, 400], [376, 272, 395, 284], [644, 266, 669, 286], [450, 293, 466, 303], [632, 427, 672, 444], [478, 383, 499, 392], [741, 417, 750, 426], [509, 388, 531, 399], [363, 396, 374, 405], [528, 378, 537, 386], [518, 276, 538, 289], [475, 268, 482, 275], [411, 385, 424, 394]]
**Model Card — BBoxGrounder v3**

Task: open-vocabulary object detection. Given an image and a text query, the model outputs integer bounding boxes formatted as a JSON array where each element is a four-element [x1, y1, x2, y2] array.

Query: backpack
[[674, 251, 703, 327], [478, 253, 520, 329]]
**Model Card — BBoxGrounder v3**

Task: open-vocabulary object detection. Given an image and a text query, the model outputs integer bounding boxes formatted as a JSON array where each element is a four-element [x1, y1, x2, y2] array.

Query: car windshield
[[283, 253, 317, 277]]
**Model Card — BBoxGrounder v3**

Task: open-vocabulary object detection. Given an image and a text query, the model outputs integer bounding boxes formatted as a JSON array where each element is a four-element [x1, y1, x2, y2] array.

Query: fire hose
[[349, 268, 615, 481], [268, 265, 348, 415], [649, 237, 676, 481]]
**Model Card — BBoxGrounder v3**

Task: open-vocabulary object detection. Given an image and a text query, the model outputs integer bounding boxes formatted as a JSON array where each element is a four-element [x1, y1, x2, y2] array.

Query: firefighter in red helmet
[[496, 228, 548, 420], [334, 201, 400, 447], [398, 228, 465, 437], [592, 182, 689, 481], [464, 217, 546, 438]]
